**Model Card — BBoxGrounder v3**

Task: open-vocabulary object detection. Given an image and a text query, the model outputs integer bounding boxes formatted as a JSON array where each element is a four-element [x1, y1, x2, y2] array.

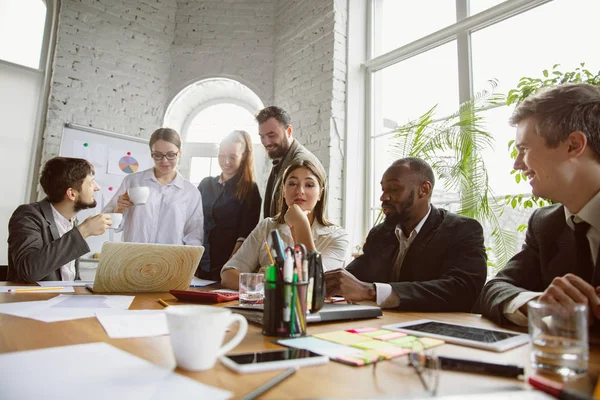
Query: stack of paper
[[0, 295, 135, 322], [0, 342, 232, 400]]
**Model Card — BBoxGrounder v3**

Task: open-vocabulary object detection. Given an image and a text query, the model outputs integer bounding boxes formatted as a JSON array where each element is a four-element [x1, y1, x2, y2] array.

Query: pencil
[[8, 287, 65, 293], [158, 298, 170, 307], [240, 368, 297, 400], [265, 242, 275, 265]]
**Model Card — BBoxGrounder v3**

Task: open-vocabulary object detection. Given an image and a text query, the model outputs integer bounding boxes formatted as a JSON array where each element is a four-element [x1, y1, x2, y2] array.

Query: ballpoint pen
[[239, 368, 297, 400]]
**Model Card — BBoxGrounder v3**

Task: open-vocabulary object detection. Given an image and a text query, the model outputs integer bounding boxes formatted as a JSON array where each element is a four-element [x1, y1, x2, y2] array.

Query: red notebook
[[170, 290, 239, 304]]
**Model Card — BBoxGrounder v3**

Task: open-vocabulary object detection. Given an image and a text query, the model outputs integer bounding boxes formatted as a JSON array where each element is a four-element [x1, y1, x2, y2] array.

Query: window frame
[[362, 0, 552, 230]]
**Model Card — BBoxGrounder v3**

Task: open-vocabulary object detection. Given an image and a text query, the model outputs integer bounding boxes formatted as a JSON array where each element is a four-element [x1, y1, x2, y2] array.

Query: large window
[[0, 0, 47, 69], [366, 0, 600, 253]]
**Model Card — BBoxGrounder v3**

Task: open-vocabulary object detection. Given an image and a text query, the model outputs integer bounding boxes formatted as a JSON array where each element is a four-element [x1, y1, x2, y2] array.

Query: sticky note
[[277, 337, 362, 358], [387, 336, 420, 348], [371, 347, 411, 359], [420, 337, 445, 348], [351, 340, 393, 350], [314, 331, 372, 345], [346, 327, 379, 333], [372, 332, 407, 341], [358, 329, 394, 338]]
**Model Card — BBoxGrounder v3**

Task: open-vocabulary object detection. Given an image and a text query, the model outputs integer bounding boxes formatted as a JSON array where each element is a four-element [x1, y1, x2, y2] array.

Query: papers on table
[[37, 280, 93, 287], [0, 286, 75, 293], [0, 294, 135, 322], [96, 310, 169, 339], [190, 277, 217, 287], [0, 342, 232, 400]]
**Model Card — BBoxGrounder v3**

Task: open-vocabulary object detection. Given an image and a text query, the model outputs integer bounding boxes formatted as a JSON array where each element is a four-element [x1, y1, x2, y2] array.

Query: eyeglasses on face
[[151, 152, 179, 161]]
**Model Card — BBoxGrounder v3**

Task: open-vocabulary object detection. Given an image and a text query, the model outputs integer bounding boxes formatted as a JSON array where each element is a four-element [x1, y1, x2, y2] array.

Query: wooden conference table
[[0, 285, 598, 399]]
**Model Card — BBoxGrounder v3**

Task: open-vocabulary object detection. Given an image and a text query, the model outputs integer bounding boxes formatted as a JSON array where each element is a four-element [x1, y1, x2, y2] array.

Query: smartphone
[[220, 349, 328, 373]]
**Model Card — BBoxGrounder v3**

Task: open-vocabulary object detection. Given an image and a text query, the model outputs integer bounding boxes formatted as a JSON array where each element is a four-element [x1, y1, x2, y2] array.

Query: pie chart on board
[[118, 155, 139, 174]]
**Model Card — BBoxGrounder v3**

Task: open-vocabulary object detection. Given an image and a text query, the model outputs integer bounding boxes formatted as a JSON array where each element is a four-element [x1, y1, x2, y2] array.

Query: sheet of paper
[[0, 286, 75, 293], [411, 391, 551, 399], [96, 310, 169, 339], [190, 277, 217, 287], [0, 295, 135, 322], [278, 337, 363, 358], [0, 342, 232, 400], [37, 280, 93, 287]]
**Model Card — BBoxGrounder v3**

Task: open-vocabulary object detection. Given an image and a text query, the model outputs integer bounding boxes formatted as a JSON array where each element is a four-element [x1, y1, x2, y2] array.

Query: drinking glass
[[528, 300, 588, 378], [239, 272, 265, 305]]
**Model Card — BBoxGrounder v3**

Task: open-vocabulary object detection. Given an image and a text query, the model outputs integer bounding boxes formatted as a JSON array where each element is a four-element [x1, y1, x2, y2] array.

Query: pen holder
[[263, 280, 309, 337]]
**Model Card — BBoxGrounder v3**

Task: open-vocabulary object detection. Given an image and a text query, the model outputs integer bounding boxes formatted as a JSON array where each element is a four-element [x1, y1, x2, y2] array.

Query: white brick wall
[[273, 0, 347, 224], [170, 0, 275, 105], [39, 0, 348, 225], [42, 0, 177, 166]]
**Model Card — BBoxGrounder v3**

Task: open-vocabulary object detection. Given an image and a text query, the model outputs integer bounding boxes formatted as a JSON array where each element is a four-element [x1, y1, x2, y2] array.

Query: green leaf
[[507, 139, 515, 149], [515, 174, 521, 183], [511, 198, 517, 208], [543, 69, 548, 77], [517, 224, 528, 233]]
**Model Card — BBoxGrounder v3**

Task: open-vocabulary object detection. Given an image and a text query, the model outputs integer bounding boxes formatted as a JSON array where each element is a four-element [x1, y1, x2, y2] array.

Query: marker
[[283, 248, 294, 323], [529, 375, 593, 400]]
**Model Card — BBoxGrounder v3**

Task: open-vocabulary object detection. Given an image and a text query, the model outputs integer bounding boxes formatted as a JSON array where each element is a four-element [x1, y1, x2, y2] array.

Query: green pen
[[290, 269, 298, 335]]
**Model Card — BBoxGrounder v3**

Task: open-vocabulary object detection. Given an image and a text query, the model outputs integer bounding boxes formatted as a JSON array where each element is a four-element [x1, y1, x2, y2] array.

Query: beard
[[383, 189, 415, 226], [74, 198, 97, 212], [267, 141, 291, 159]]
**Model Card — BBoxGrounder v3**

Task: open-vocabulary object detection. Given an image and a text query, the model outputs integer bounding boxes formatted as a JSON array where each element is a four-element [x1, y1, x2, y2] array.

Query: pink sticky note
[[373, 332, 407, 341], [346, 327, 379, 334]]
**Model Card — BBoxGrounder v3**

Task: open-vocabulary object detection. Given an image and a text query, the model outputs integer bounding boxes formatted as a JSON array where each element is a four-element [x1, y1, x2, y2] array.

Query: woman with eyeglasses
[[103, 128, 203, 245], [220, 158, 349, 289], [196, 130, 262, 280]]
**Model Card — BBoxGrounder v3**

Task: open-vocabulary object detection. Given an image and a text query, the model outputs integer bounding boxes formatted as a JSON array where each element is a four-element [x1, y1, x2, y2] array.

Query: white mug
[[165, 305, 248, 371], [127, 186, 150, 204], [106, 213, 123, 229]]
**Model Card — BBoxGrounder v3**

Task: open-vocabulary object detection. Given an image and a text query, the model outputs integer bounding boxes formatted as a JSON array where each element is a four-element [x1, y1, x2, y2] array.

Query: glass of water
[[528, 300, 588, 378], [239, 273, 265, 306]]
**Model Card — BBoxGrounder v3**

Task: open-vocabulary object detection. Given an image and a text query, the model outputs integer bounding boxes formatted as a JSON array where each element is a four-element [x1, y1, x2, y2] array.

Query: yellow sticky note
[[420, 337, 445, 348], [388, 336, 420, 348], [314, 331, 371, 345], [352, 340, 393, 350]]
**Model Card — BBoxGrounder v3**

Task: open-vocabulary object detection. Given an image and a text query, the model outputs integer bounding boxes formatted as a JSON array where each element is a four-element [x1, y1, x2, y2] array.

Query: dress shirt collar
[[395, 205, 432, 242], [50, 203, 73, 229], [565, 190, 600, 232], [143, 168, 185, 189]]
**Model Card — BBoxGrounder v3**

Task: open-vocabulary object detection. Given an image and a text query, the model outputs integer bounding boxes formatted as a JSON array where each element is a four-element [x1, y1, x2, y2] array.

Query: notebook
[[87, 242, 204, 293], [227, 303, 383, 325]]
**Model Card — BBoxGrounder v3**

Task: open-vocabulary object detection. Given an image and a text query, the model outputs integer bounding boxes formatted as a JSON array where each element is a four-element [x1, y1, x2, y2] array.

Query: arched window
[[0, 0, 47, 69], [165, 78, 266, 189]]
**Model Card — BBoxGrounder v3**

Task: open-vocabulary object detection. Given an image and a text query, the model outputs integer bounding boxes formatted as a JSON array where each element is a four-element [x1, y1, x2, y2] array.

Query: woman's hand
[[284, 204, 310, 228], [114, 193, 134, 213]]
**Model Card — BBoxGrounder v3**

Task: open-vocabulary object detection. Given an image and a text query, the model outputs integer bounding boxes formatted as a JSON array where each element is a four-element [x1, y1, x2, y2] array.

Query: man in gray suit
[[8, 157, 112, 283], [256, 106, 324, 218], [478, 84, 600, 326]]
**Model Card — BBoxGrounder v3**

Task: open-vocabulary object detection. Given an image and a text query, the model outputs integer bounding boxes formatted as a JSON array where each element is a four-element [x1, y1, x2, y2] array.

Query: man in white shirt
[[478, 83, 600, 326], [325, 157, 487, 312], [7, 157, 112, 283]]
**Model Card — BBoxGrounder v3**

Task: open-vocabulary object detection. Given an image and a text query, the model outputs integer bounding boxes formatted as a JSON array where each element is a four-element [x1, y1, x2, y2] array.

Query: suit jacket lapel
[[40, 199, 60, 241], [398, 206, 441, 281]]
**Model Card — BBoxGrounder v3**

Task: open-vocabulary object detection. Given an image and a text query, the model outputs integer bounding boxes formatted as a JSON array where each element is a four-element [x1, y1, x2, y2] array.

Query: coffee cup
[[165, 305, 248, 371], [106, 213, 123, 229], [127, 186, 150, 205]]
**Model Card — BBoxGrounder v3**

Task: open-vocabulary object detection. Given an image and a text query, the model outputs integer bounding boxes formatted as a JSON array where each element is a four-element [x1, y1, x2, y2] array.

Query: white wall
[[0, 61, 43, 265], [273, 0, 347, 224]]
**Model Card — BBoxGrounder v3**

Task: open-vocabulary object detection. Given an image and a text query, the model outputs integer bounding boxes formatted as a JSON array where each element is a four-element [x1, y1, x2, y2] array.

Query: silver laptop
[[87, 242, 204, 293], [227, 303, 383, 325]]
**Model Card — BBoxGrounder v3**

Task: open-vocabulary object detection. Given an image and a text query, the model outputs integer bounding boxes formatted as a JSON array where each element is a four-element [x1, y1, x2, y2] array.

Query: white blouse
[[221, 217, 349, 275], [103, 168, 203, 245]]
